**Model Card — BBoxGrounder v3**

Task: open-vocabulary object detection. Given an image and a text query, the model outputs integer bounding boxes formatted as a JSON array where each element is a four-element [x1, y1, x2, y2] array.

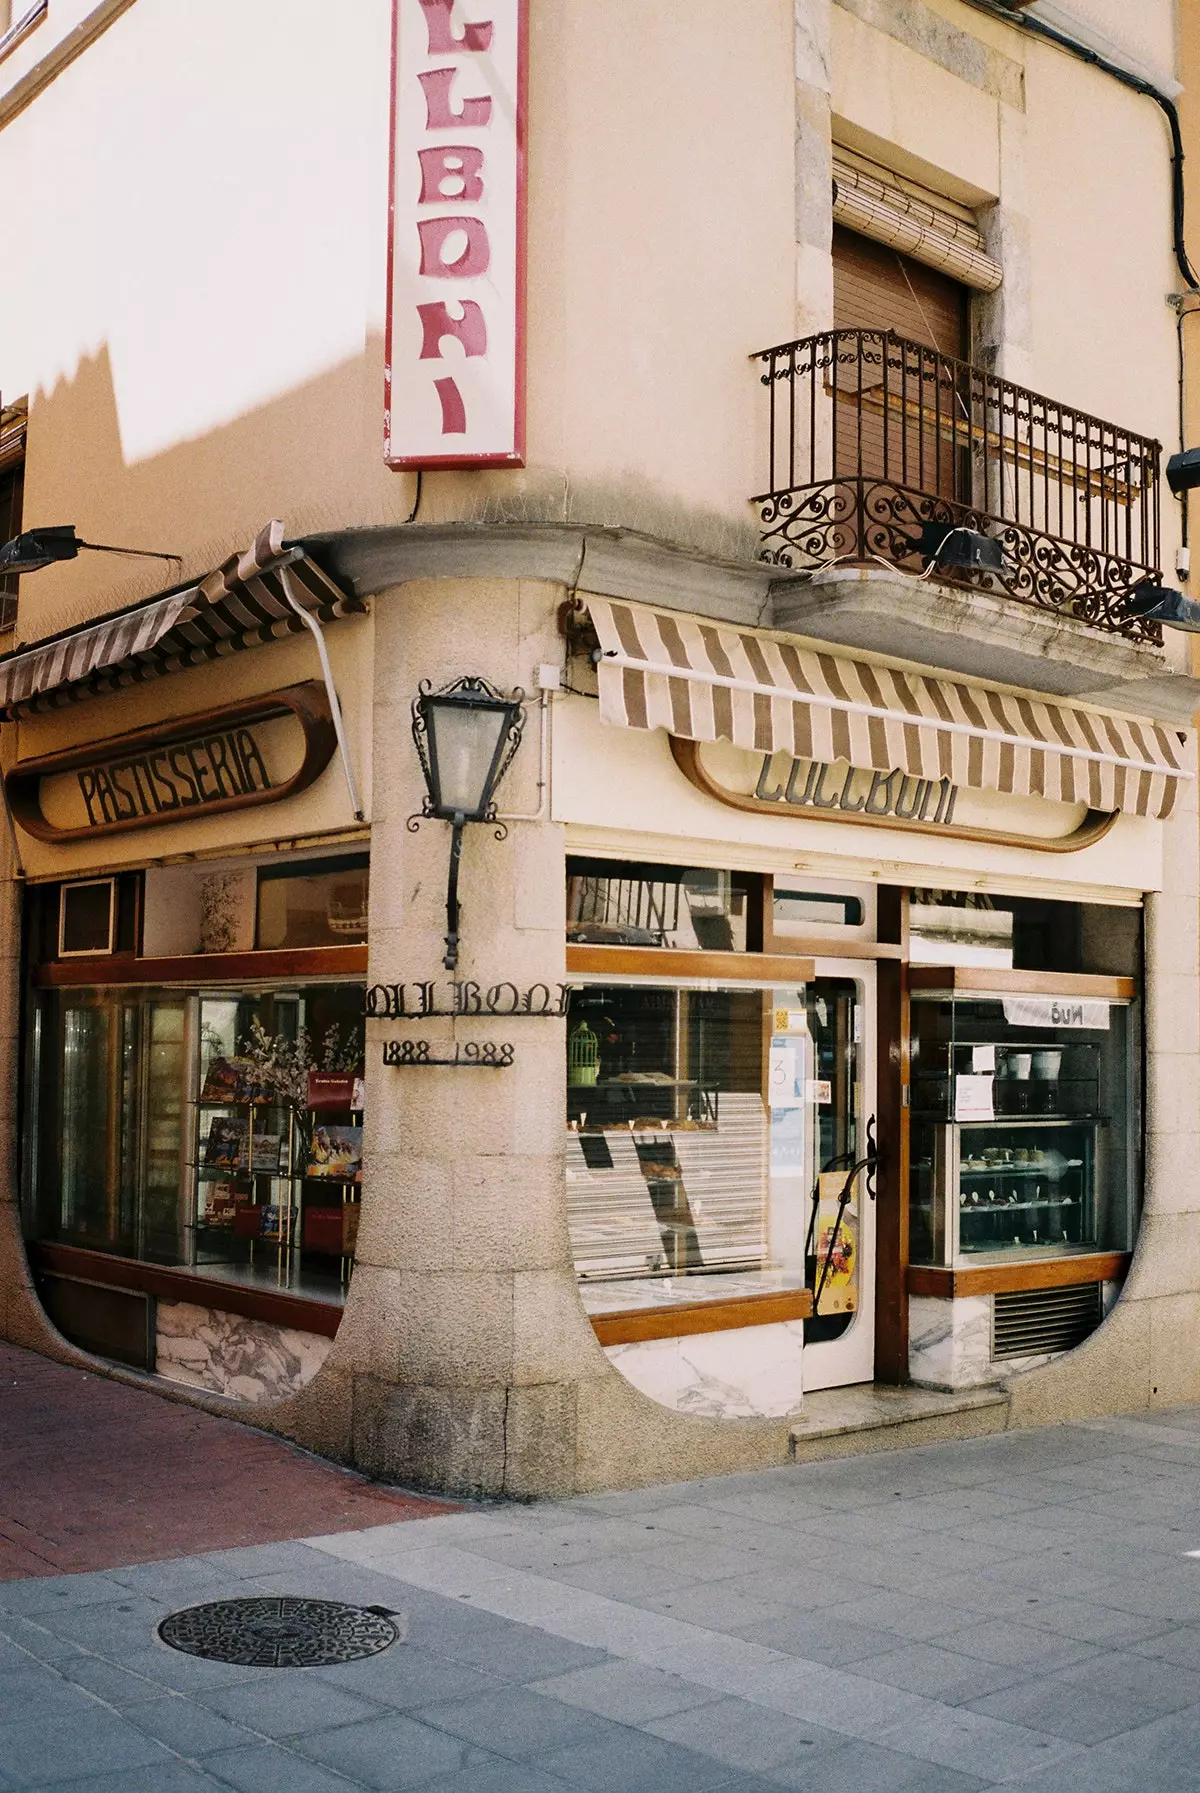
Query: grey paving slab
[[0, 1665, 94, 1725], [818, 1589, 981, 1642], [530, 1659, 719, 1724], [843, 1640, 1027, 1705], [733, 1609, 902, 1665], [643, 1695, 853, 1771], [292, 1710, 491, 1788], [0, 1574, 134, 1617], [122, 1691, 263, 1756], [205, 1741, 393, 1793], [0, 1704, 177, 1786], [196, 1672, 390, 1737], [412, 1689, 627, 1760], [864, 1699, 1083, 1782], [54, 1655, 167, 1706], [759, 1739, 991, 1792], [938, 1617, 1099, 1673], [535, 1726, 747, 1793], [636, 1580, 795, 1632], [410, 1764, 578, 1793], [313, 1645, 507, 1710], [1002, 1702, 1200, 1791], [30, 1765, 223, 1793]]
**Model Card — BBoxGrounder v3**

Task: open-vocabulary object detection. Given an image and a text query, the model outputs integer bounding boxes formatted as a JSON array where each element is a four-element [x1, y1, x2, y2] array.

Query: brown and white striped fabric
[[587, 598, 1188, 821], [0, 520, 364, 718]]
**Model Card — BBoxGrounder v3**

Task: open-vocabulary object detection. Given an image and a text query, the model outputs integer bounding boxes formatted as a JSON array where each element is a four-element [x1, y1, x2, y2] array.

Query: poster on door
[[815, 1169, 858, 1314]]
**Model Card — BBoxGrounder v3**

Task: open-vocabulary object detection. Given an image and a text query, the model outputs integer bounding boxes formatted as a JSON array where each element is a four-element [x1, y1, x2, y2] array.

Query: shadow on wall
[[17, 335, 765, 651]]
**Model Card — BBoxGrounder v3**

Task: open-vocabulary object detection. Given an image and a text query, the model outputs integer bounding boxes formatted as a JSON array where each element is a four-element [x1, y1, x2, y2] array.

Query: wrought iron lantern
[[411, 675, 525, 971]]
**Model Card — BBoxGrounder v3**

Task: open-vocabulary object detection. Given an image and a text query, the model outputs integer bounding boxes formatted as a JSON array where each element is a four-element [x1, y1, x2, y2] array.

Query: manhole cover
[[158, 1597, 400, 1668]]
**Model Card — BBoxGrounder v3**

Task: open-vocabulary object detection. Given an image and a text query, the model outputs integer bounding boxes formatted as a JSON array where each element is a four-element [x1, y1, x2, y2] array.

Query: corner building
[[0, 0, 1197, 1495]]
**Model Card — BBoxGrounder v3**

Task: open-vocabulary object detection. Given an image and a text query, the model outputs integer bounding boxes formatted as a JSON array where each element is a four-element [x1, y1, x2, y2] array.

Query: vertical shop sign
[[387, 0, 527, 466]]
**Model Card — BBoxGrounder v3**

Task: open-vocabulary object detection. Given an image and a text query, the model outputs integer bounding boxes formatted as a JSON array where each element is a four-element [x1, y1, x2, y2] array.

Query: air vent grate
[[993, 1283, 1102, 1361]]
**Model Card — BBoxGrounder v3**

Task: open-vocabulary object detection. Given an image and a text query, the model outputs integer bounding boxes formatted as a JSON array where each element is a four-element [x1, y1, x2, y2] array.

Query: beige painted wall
[[0, 0, 1181, 646]]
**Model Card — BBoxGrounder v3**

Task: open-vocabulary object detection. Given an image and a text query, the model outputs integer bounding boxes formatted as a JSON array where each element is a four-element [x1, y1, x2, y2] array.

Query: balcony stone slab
[[770, 563, 1200, 723]]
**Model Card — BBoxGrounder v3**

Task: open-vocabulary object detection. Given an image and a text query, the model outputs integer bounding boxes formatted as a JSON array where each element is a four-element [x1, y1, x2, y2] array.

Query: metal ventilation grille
[[993, 1283, 1103, 1360]]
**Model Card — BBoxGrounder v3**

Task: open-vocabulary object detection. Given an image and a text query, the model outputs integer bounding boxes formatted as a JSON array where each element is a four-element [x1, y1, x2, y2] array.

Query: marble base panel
[[155, 1300, 332, 1402], [908, 1295, 994, 1391], [604, 1319, 805, 1418]]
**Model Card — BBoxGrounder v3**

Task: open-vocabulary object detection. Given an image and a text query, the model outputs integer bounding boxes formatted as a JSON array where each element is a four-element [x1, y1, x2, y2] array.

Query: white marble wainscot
[[604, 1320, 805, 1418], [908, 1295, 996, 1391], [155, 1300, 332, 1402]]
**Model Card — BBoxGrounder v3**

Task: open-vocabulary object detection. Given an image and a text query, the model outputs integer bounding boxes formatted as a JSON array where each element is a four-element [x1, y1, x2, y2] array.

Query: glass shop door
[[799, 962, 876, 1391]]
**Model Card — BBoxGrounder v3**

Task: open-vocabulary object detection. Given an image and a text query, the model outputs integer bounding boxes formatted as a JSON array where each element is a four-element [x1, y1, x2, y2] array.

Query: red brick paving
[[0, 1343, 451, 1579]]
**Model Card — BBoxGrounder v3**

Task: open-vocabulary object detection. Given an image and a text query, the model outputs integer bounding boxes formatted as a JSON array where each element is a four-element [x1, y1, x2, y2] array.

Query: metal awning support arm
[[278, 565, 364, 822]]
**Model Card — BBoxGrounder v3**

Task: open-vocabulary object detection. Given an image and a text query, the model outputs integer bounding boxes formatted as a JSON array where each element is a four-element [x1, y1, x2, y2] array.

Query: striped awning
[[0, 520, 364, 719], [587, 598, 1188, 821]]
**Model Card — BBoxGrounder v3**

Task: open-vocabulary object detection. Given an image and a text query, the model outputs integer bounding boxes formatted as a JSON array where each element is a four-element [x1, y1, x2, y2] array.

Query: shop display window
[[566, 860, 759, 951], [28, 981, 365, 1295], [909, 991, 1136, 1266], [256, 855, 369, 950], [565, 979, 862, 1321]]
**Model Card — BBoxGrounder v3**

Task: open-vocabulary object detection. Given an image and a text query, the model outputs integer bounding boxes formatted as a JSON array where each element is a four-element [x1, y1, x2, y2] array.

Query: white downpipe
[[278, 566, 364, 821]]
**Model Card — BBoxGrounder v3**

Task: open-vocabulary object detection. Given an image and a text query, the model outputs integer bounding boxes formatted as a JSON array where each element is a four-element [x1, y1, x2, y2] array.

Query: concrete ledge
[[789, 1383, 1010, 1463], [771, 565, 1200, 721]]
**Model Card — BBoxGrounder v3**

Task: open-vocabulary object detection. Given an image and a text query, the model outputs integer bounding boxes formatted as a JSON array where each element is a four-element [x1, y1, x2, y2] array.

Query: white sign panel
[[1001, 998, 1111, 1031], [387, 0, 526, 466], [954, 1073, 995, 1122]]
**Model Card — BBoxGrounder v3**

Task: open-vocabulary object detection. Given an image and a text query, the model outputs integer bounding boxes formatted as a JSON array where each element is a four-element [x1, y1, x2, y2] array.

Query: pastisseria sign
[[7, 683, 337, 843], [78, 728, 271, 826]]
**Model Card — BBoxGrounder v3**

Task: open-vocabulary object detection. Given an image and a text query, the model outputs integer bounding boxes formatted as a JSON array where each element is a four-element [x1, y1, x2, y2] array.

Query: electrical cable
[[962, 2, 1200, 565], [959, 0, 1198, 289]]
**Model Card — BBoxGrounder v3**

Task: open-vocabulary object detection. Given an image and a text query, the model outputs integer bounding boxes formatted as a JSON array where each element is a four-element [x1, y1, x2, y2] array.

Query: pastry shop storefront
[[554, 597, 1181, 1418], [0, 550, 1193, 1494]]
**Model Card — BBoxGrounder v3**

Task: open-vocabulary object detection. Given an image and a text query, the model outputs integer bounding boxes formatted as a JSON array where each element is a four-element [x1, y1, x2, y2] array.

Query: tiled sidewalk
[[7, 1406, 1200, 1788], [0, 1344, 445, 1577]]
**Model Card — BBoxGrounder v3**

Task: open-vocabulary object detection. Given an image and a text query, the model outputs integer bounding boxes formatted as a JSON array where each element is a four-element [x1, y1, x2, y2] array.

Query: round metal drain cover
[[158, 1597, 399, 1668]]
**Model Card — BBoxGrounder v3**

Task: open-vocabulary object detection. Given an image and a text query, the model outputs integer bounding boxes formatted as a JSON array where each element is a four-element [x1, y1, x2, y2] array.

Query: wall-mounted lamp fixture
[[1166, 450, 1200, 496], [913, 522, 1010, 574], [0, 525, 182, 576], [411, 675, 525, 971], [1123, 583, 1200, 632]]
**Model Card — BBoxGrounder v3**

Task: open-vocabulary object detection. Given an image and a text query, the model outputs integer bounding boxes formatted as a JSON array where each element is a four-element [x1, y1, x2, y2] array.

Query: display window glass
[[566, 862, 758, 951], [565, 979, 862, 1322], [909, 993, 1136, 1265], [256, 856, 369, 949], [28, 981, 365, 1296]]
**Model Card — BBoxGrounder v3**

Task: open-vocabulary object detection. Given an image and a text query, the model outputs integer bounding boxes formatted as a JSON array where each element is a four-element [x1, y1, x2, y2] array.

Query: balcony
[[752, 330, 1163, 651]]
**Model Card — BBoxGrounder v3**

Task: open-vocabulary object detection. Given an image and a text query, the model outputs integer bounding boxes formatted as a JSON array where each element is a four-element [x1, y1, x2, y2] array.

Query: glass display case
[[909, 986, 1136, 1266]]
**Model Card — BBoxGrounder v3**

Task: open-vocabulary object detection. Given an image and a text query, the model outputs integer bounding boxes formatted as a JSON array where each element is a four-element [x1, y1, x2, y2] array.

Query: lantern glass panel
[[427, 699, 510, 817]]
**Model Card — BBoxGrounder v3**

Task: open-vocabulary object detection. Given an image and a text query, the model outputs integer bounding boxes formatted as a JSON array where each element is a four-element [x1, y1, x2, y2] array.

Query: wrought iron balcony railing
[[752, 329, 1162, 643]]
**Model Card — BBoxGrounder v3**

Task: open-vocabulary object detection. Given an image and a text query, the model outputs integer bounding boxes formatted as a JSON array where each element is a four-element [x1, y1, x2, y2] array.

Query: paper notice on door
[[769, 1047, 802, 1106], [955, 1073, 995, 1121], [971, 1045, 996, 1073]]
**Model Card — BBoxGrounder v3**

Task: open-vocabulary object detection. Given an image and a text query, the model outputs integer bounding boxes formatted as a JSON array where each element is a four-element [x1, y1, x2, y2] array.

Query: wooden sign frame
[[7, 681, 338, 843]]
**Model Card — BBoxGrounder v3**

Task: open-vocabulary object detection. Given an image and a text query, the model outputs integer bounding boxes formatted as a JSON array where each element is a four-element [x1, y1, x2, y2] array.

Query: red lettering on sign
[[419, 66, 493, 129], [419, 0, 494, 53], [418, 144, 485, 203], [418, 215, 491, 276], [417, 300, 488, 359], [434, 376, 468, 433]]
